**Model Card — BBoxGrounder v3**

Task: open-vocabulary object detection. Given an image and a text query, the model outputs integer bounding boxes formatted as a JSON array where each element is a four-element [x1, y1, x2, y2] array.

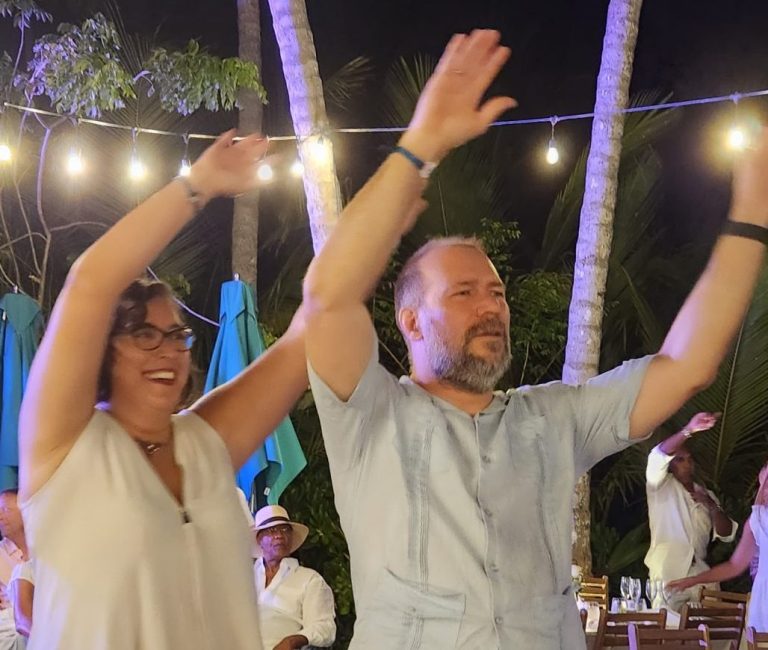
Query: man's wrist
[[397, 130, 446, 166], [681, 427, 693, 438], [721, 219, 768, 246]]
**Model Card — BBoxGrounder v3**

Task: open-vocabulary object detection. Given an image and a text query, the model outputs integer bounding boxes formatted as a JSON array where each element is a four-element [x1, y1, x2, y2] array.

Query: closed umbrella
[[204, 280, 306, 508], [0, 292, 43, 490]]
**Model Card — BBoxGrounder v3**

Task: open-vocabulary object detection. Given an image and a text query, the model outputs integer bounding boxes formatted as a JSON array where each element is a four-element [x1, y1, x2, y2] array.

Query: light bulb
[[129, 154, 146, 181], [257, 163, 274, 182], [727, 126, 748, 151], [179, 159, 192, 177], [66, 149, 84, 176], [545, 142, 560, 165], [307, 136, 331, 165], [0, 143, 11, 163], [290, 159, 304, 178]]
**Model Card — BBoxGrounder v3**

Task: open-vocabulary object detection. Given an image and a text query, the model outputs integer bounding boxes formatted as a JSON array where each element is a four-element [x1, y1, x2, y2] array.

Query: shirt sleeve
[[8, 560, 33, 587], [308, 336, 401, 471], [297, 571, 336, 647], [646, 444, 674, 490], [707, 490, 739, 542], [572, 354, 656, 475]]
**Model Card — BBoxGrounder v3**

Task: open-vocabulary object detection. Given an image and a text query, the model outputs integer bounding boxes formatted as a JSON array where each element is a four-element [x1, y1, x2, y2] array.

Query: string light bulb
[[545, 117, 560, 165], [0, 143, 11, 163], [178, 158, 192, 177], [179, 134, 191, 176], [128, 128, 146, 181], [726, 125, 748, 151], [66, 148, 84, 176], [290, 159, 304, 178], [257, 162, 274, 182], [306, 135, 331, 165]]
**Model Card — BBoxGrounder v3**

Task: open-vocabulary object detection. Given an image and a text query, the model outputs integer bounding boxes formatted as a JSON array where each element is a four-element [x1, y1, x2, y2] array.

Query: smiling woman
[[16, 131, 309, 650]]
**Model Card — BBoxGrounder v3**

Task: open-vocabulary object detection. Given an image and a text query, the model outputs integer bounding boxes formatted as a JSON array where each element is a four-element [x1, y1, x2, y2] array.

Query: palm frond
[[323, 56, 374, 112]]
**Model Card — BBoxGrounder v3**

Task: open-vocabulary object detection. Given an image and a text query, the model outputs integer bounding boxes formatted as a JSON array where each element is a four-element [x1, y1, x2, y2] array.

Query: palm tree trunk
[[267, 0, 342, 252], [233, 0, 264, 284], [564, 0, 644, 574]]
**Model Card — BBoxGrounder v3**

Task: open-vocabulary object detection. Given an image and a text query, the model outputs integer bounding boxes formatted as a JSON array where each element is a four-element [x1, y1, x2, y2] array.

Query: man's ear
[[398, 307, 422, 342]]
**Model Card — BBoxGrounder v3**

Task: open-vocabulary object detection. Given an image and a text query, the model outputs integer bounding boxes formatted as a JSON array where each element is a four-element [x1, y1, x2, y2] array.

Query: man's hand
[[273, 635, 309, 650], [682, 412, 720, 437], [691, 486, 717, 510], [400, 29, 517, 162]]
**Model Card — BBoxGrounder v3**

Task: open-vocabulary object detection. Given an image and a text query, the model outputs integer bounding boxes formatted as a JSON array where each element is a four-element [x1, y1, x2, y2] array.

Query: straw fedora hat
[[252, 505, 309, 558]]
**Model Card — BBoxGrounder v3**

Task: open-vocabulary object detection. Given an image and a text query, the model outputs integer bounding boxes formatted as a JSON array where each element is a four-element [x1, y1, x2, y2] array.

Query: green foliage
[[18, 13, 135, 116], [0, 0, 51, 29], [323, 56, 374, 111], [146, 40, 266, 115], [508, 270, 571, 385]]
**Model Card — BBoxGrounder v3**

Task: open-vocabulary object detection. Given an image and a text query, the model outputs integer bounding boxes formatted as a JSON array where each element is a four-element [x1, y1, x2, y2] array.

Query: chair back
[[628, 622, 711, 650], [581, 575, 609, 609], [746, 626, 768, 650], [593, 609, 667, 649], [700, 588, 750, 608], [680, 602, 746, 646]]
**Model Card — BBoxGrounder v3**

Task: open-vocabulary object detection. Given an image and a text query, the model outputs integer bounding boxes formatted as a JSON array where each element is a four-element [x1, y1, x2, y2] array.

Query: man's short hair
[[393, 236, 487, 317]]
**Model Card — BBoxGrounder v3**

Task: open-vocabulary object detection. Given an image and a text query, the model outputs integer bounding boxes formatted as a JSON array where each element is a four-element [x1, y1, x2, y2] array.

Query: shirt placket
[[475, 413, 502, 649]]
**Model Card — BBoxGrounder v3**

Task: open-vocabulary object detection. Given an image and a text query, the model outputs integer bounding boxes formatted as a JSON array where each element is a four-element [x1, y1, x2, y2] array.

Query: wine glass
[[620, 576, 632, 605], [645, 578, 658, 608], [631, 578, 642, 610]]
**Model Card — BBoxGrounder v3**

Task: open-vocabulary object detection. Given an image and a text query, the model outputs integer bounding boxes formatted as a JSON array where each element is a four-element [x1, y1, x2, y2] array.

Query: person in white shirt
[[253, 506, 336, 650], [645, 412, 738, 610]]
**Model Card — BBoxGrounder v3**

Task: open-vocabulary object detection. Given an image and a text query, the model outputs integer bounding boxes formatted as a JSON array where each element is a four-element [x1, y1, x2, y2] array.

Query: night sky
[[107, 0, 768, 243], [14, 0, 768, 264]]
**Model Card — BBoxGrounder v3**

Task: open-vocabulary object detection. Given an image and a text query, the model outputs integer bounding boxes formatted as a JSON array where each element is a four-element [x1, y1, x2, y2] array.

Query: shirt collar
[[399, 375, 509, 415]]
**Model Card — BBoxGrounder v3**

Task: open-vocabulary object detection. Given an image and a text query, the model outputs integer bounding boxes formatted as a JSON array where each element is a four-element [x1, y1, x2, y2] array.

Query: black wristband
[[721, 220, 768, 245]]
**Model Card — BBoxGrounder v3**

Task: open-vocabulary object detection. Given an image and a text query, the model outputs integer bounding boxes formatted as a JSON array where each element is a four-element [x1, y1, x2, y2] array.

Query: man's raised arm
[[303, 30, 516, 400], [630, 130, 768, 438]]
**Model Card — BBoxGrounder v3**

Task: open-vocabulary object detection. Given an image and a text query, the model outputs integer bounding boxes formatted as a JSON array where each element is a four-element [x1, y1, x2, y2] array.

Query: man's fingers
[[435, 33, 468, 74], [461, 29, 502, 70], [478, 96, 517, 128]]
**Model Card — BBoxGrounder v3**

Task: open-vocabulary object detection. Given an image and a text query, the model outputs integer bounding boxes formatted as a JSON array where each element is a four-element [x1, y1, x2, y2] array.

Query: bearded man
[[302, 29, 768, 650]]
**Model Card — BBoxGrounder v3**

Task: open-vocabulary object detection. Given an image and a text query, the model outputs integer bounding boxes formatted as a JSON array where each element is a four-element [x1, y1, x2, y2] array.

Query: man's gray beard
[[425, 328, 511, 394]]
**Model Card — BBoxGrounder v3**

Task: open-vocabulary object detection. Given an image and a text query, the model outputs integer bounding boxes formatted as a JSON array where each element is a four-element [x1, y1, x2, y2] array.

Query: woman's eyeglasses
[[123, 324, 196, 351]]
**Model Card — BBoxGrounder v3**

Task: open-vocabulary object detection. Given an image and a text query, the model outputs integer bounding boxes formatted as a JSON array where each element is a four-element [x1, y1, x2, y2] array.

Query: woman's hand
[[665, 577, 697, 593], [188, 130, 269, 204]]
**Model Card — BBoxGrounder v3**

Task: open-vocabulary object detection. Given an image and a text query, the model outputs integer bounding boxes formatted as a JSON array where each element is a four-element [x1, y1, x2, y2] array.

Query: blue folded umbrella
[[0, 293, 44, 491], [204, 280, 306, 508]]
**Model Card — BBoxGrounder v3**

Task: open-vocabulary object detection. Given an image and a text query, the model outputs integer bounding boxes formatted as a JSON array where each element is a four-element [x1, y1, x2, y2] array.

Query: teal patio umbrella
[[0, 292, 43, 491], [204, 279, 306, 508]]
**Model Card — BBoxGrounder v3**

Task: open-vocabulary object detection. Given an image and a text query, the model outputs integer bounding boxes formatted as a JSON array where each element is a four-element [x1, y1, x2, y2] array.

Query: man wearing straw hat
[[252, 505, 336, 650]]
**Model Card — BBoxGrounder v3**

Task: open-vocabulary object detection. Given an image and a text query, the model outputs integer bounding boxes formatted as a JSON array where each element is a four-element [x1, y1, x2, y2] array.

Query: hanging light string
[[4, 86, 768, 328], [4, 88, 768, 140]]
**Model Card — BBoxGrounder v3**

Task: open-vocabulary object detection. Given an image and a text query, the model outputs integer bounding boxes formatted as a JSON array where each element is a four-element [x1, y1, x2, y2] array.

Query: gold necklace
[[136, 439, 169, 456]]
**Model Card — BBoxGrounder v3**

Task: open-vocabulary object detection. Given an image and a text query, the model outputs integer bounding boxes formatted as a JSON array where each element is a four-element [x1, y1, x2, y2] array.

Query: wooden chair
[[747, 626, 768, 650], [628, 622, 711, 649], [680, 602, 747, 647], [593, 609, 667, 649], [581, 575, 610, 609], [700, 588, 750, 608]]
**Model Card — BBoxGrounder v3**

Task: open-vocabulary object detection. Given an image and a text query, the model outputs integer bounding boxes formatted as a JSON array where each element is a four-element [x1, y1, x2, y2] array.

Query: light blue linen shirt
[[309, 345, 654, 650]]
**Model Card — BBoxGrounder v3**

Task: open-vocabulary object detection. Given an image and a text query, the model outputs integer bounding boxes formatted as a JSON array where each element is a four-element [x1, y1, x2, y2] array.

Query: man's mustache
[[464, 319, 508, 342]]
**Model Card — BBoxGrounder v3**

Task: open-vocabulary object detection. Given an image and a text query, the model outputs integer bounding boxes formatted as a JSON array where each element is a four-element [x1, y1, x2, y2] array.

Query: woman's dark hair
[[97, 278, 196, 405]]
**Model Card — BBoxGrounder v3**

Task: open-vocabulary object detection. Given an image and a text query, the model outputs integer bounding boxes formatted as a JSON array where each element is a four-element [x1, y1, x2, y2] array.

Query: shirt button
[[495, 616, 503, 625], [482, 454, 492, 464], [483, 508, 492, 518], [489, 564, 499, 573]]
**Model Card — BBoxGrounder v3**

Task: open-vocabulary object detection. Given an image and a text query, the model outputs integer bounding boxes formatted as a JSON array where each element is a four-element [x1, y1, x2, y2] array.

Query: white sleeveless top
[[21, 408, 263, 650]]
